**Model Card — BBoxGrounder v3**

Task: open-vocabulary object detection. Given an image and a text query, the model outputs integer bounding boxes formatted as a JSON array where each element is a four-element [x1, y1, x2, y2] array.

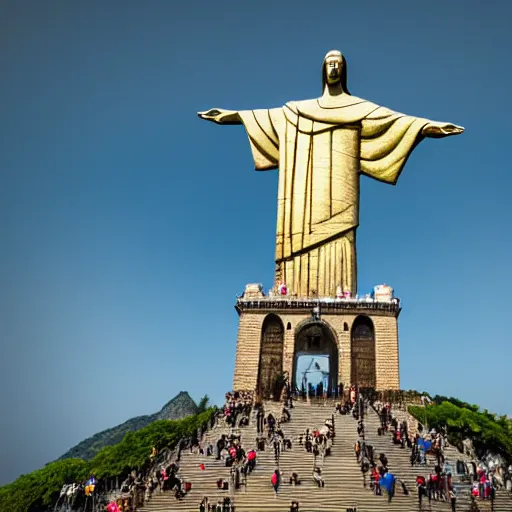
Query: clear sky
[[1, 0, 511, 486]]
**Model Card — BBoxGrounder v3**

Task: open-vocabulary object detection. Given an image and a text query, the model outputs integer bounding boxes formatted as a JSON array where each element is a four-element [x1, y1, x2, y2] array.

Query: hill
[[0, 407, 217, 512], [58, 391, 199, 461]]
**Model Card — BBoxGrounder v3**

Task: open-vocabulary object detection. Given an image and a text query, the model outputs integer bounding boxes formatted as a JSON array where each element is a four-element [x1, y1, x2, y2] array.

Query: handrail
[[236, 297, 401, 313]]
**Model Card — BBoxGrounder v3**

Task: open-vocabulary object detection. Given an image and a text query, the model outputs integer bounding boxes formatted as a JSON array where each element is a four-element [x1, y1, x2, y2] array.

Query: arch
[[257, 314, 285, 399], [286, 322, 292, 330], [351, 315, 376, 388], [343, 322, 349, 331], [292, 319, 339, 397]]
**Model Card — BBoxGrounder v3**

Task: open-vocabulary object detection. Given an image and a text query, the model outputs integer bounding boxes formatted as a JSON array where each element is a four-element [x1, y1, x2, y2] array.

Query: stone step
[[137, 402, 512, 512]]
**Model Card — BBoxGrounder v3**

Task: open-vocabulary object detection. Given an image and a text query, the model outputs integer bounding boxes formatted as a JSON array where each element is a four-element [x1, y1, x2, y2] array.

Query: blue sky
[[1, 0, 511, 485]]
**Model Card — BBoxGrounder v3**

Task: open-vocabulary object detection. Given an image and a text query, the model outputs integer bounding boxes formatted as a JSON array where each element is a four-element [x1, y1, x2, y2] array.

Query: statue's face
[[325, 55, 342, 85]]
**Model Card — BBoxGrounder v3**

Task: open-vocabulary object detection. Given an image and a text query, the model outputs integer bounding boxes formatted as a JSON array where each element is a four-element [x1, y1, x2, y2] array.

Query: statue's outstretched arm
[[421, 121, 464, 138], [197, 109, 242, 125]]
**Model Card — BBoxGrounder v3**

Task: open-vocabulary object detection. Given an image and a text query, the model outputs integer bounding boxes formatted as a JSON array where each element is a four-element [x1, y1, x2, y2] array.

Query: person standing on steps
[[273, 435, 281, 466], [256, 407, 264, 434], [271, 469, 281, 497], [313, 467, 325, 487], [416, 475, 426, 509], [338, 382, 344, 401], [449, 486, 457, 511], [267, 412, 276, 437]]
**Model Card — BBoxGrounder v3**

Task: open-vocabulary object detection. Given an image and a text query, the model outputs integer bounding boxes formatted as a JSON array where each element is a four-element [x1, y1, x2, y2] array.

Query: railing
[[236, 296, 401, 313]]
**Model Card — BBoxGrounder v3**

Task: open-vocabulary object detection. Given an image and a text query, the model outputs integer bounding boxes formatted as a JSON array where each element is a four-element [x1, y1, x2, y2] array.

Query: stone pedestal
[[233, 295, 401, 393]]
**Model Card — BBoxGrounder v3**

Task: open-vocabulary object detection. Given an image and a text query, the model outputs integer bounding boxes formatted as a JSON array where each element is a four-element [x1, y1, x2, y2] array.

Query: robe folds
[[238, 94, 430, 297]]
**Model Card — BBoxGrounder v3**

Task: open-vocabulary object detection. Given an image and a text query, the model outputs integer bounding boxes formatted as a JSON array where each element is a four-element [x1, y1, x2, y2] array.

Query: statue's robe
[[238, 94, 431, 297]]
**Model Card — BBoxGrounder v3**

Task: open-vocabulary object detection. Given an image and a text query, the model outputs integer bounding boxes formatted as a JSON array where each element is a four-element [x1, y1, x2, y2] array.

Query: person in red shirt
[[416, 475, 426, 507], [271, 469, 281, 496], [372, 466, 381, 495], [247, 449, 257, 472]]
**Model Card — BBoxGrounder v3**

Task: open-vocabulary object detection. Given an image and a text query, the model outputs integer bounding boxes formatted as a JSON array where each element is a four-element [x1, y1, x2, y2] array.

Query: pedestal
[[232, 293, 401, 395]]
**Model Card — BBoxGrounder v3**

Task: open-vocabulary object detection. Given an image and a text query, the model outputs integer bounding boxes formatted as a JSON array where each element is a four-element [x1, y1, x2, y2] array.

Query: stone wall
[[232, 312, 265, 391], [233, 307, 400, 392], [373, 315, 400, 390]]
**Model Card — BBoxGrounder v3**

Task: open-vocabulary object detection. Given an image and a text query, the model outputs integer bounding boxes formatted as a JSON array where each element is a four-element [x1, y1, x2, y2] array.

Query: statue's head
[[322, 50, 350, 94]]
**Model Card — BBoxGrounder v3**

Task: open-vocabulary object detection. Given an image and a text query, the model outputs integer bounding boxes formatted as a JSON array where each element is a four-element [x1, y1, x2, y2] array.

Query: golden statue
[[198, 50, 463, 297]]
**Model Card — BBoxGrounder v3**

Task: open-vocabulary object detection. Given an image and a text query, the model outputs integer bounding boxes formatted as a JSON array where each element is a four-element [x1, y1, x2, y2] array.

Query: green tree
[[409, 401, 512, 459], [197, 395, 210, 413]]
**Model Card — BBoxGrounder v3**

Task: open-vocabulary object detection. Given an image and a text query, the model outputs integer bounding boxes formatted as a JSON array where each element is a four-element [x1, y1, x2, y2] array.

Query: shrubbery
[[0, 408, 216, 512], [408, 400, 512, 459]]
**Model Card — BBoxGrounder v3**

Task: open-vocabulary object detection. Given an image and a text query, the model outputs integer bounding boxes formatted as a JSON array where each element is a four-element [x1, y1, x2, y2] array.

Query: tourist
[[246, 449, 257, 472], [449, 487, 457, 511], [271, 469, 281, 496], [313, 467, 325, 487], [325, 435, 332, 456], [354, 440, 361, 462], [379, 453, 388, 471], [267, 413, 276, 435], [256, 407, 264, 434], [199, 496, 208, 512], [371, 465, 381, 495], [289, 472, 300, 485], [416, 475, 426, 507], [273, 436, 281, 465]]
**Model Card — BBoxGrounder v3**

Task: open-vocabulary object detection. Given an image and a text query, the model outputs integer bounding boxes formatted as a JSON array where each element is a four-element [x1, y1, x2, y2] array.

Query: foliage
[[0, 458, 88, 512], [430, 394, 479, 413], [197, 395, 210, 413], [0, 408, 216, 512], [408, 401, 512, 460], [58, 391, 199, 461]]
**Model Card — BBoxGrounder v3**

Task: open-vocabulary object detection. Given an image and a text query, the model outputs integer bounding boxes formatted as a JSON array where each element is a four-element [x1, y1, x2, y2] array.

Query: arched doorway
[[257, 314, 284, 398], [351, 315, 376, 388], [293, 320, 339, 397]]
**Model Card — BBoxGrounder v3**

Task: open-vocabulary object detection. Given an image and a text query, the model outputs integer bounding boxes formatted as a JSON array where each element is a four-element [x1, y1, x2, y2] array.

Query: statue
[[198, 50, 463, 297]]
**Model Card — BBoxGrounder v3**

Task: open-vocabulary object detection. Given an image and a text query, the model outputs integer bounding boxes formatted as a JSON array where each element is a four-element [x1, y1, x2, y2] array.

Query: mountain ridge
[[58, 391, 199, 461]]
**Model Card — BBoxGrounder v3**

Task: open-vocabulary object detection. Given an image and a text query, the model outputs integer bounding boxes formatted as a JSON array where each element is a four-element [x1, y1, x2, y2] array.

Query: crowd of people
[[297, 418, 334, 468], [343, 394, 410, 506], [223, 391, 253, 428], [202, 392, 503, 512], [265, 406, 335, 512], [369, 398, 502, 511], [56, 387, 509, 512]]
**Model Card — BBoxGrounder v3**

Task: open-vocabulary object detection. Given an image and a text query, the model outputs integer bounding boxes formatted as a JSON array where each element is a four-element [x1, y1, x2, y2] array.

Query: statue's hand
[[197, 108, 241, 125], [422, 122, 464, 138]]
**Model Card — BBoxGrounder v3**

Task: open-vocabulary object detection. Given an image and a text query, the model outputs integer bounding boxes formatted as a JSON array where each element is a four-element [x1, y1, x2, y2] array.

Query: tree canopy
[[408, 400, 512, 459]]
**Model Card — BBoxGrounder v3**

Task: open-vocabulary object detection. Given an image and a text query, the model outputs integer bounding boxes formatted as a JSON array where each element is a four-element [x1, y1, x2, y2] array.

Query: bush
[[0, 408, 216, 512], [408, 401, 512, 460], [0, 458, 88, 512]]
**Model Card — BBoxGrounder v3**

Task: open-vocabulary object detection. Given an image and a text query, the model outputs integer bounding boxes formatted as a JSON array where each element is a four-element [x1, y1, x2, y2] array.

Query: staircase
[[138, 400, 512, 512]]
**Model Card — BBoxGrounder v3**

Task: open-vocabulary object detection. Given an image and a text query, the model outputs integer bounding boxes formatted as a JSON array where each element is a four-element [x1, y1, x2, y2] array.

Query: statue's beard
[[327, 70, 340, 84]]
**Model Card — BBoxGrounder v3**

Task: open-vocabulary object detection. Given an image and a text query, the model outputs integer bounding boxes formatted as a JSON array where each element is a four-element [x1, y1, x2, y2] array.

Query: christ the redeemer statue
[[198, 50, 463, 298]]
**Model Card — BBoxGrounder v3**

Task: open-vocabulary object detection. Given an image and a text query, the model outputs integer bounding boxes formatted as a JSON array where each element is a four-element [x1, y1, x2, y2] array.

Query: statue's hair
[[322, 50, 350, 95]]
